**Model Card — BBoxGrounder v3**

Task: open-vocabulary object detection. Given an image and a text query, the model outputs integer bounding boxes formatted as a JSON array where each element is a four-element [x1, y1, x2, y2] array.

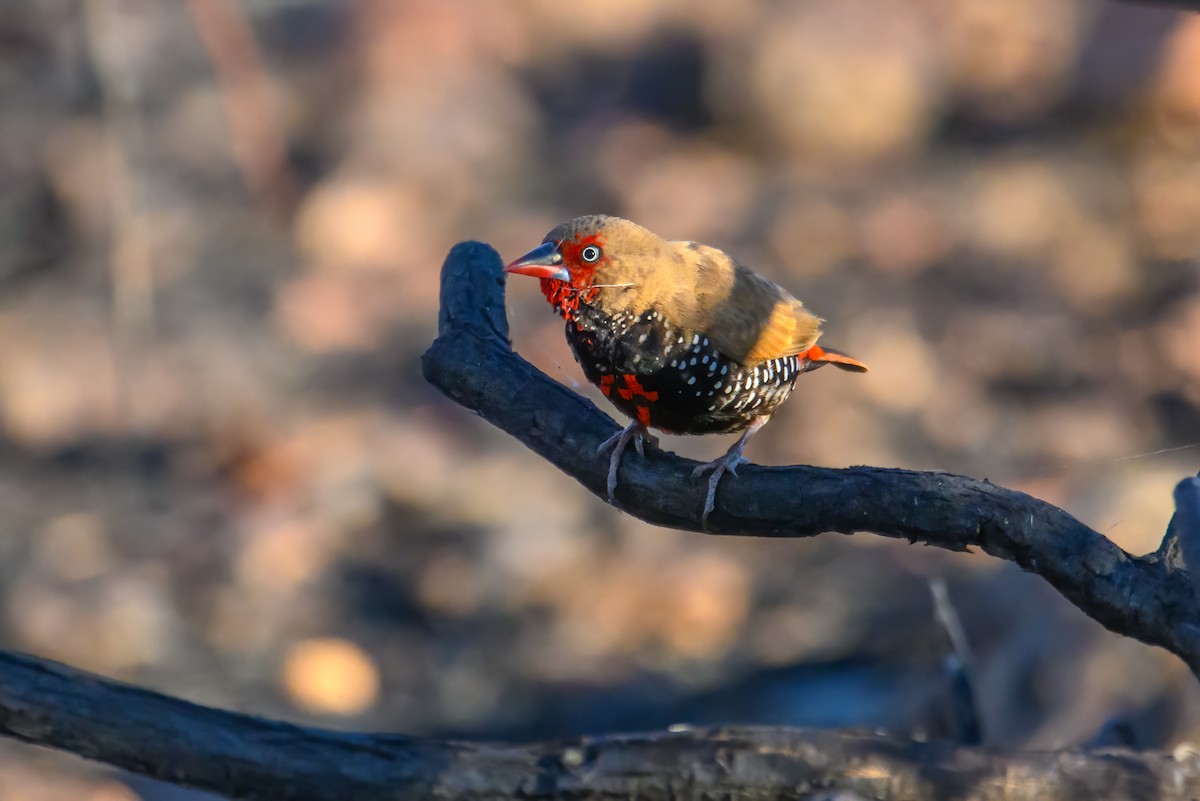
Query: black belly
[[564, 306, 804, 435]]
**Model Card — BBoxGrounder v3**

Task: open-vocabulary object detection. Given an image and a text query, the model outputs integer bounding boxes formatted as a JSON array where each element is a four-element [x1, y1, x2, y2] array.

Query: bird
[[504, 214, 867, 526]]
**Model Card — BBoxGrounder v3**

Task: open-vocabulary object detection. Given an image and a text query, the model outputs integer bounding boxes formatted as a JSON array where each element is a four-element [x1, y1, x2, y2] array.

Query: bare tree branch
[[930, 579, 984, 747], [185, 0, 296, 218], [0, 240, 1194, 798], [1163, 475, 1200, 599], [1, 648, 1200, 800], [421, 242, 1200, 676], [1118, 0, 1200, 9]]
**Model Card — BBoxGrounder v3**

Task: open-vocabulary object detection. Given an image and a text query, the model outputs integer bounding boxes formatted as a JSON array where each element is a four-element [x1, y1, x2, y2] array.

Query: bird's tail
[[801, 344, 869, 372]]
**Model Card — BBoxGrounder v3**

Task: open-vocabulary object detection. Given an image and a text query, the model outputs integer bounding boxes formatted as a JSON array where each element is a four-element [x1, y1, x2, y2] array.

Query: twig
[[0, 649, 1197, 800], [421, 241, 1200, 676], [185, 0, 296, 218], [930, 579, 984, 746], [81, 0, 157, 429], [1118, 0, 1200, 9]]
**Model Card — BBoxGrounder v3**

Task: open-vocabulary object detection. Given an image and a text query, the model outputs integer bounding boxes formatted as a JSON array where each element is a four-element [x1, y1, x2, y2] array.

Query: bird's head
[[505, 215, 663, 319]]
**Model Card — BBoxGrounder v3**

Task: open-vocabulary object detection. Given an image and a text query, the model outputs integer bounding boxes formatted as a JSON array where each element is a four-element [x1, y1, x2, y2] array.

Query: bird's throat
[[540, 275, 600, 322]]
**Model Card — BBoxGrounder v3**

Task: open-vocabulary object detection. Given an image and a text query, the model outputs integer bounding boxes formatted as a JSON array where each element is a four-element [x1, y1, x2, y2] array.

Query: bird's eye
[[580, 245, 602, 263]]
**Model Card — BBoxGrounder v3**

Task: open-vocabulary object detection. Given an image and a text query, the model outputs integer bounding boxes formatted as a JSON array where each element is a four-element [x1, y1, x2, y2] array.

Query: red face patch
[[539, 231, 606, 321]]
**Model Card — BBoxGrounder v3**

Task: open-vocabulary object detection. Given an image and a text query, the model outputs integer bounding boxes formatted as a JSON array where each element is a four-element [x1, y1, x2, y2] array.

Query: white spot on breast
[[690, 357, 697, 365], [687, 376, 696, 385]]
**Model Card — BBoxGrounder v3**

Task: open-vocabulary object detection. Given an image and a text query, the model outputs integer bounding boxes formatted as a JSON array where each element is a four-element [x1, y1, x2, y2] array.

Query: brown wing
[[669, 241, 822, 365], [743, 292, 823, 361]]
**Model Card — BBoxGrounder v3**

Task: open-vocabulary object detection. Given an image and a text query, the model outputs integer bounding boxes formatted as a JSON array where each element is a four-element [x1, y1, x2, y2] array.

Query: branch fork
[[0, 241, 1193, 800], [423, 241, 1200, 676]]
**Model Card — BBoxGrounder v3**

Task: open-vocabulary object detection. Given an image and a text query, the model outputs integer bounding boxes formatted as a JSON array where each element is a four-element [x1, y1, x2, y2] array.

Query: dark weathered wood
[[421, 242, 1200, 676], [1, 648, 1199, 801], [1120, 0, 1200, 8], [1169, 476, 1200, 598], [1, 237, 1196, 800]]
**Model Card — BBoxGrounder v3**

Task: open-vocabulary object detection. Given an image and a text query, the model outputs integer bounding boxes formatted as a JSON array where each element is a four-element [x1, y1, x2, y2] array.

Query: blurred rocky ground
[[1, 0, 1199, 797]]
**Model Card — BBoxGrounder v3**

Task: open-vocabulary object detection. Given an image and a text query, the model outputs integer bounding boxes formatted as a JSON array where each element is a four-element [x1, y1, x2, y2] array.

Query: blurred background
[[1, 0, 1199, 797]]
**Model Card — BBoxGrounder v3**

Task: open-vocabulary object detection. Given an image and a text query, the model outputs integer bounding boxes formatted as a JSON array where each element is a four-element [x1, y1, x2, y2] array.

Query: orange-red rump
[[802, 345, 869, 372]]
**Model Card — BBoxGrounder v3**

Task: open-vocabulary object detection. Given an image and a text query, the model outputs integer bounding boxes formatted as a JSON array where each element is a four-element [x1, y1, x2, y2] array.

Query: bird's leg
[[692, 415, 771, 527], [597, 420, 657, 503]]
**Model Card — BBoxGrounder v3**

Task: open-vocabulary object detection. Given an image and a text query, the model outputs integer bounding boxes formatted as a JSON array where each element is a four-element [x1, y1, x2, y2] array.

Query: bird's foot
[[690, 415, 771, 528], [692, 451, 749, 528], [597, 422, 656, 503]]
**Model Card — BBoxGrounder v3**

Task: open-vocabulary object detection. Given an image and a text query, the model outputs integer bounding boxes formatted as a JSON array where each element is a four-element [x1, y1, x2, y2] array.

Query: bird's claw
[[597, 429, 624, 457], [691, 457, 746, 481], [692, 453, 749, 527], [690, 416, 770, 528], [598, 422, 654, 503]]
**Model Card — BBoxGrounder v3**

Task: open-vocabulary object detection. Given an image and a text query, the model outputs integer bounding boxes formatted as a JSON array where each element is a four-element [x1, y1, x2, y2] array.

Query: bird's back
[[563, 236, 833, 434], [660, 240, 823, 366]]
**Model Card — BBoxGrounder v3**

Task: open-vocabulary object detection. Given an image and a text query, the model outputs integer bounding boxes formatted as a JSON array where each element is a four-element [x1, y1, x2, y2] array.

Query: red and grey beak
[[504, 241, 569, 282]]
